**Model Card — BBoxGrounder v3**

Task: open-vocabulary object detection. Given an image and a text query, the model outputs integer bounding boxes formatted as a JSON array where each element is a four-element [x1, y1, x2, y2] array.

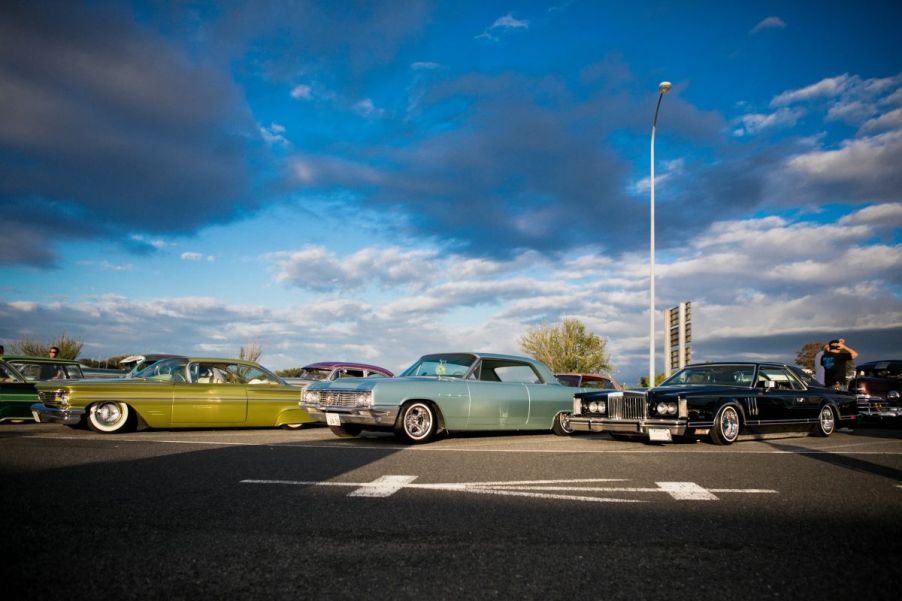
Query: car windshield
[[134, 358, 189, 382], [400, 353, 476, 378], [857, 362, 902, 378], [662, 365, 756, 387], [297, 368, 333, 380]]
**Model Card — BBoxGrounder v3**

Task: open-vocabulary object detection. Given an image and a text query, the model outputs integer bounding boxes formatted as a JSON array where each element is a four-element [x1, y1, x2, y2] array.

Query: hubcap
[[559, 412, 572, 432], [720, 407, 739, 441], [96, 403, 123, 426], [405, 405, 432, 439], [820, 407, 835, 433]]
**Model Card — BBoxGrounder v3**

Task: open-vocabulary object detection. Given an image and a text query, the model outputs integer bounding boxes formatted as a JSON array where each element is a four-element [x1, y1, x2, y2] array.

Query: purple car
[[284, 361, 393, 388]]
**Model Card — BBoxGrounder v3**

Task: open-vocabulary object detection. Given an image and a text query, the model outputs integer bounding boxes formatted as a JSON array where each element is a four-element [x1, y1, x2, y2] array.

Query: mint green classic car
[[301, 352, 576, 444], [31, 357, 313, 433]]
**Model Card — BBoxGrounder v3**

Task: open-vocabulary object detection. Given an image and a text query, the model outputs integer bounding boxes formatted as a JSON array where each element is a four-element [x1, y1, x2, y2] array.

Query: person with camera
[[820, 339, 858, 388]]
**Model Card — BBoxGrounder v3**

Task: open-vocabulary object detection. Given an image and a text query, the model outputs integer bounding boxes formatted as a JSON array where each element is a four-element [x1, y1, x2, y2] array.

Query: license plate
[[326, 412, 341, 427], [648, 428, 672, 442]]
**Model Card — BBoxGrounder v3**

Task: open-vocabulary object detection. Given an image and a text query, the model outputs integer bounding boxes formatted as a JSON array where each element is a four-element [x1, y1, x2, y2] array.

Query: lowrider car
[[31, 357, 313, 433], [300, 352, 576, 443], [850, 360, 902, 422], [570, 362, 858, 444], [284, 361, 393, 388], [1, 355, 85, 422], [556, 373, 621, 390]]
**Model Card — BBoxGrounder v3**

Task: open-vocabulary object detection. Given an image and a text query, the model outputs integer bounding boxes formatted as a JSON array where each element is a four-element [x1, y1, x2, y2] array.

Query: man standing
[[820, 339, 858, 389]]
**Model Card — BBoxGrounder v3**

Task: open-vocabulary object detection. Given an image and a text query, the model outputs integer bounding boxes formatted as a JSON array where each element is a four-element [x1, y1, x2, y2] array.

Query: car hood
[[34, 377, 168, 391], [306, 375, 464, 392], [576, 384, 754, 400]]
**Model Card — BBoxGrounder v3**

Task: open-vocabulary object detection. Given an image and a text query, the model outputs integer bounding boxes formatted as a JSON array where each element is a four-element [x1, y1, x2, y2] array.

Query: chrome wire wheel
[[398, 402, 436, 444], [87, 401, 131, 434], [815, 405, 836, 437], [711, 405, 740, 445], [552, 411, 573, 436]]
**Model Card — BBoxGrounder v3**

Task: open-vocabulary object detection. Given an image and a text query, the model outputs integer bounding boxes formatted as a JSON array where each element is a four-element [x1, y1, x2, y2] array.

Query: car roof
[[419, 352, 540, 363], [1, 355, 82, 365], [303, 361, 393, 375], [555, 373, 614, 378]]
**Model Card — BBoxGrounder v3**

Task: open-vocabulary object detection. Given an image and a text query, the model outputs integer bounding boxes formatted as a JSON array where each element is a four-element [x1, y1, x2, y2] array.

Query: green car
[[301, 352, 577, 444], [1, 355, 85, 423], [31, 357, 313, 433]]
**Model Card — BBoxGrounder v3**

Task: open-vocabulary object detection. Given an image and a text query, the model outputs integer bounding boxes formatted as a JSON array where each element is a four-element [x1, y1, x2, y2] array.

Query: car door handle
[[795, 398, 805, 403]]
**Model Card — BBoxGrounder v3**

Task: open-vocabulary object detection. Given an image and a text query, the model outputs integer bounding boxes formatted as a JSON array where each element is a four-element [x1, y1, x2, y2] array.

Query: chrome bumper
[[570, 416, 688, 436], [30, 403, 85, 425], [300, 404, 400, 427], [857, 396, 902, 418]]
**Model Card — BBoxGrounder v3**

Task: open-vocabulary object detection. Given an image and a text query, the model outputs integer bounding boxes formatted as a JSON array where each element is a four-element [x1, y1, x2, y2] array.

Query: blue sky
[[1, 0, 900, 382]]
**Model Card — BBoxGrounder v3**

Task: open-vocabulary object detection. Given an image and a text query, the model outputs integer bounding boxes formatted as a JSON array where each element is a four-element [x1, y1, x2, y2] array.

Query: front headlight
[[57, 391, 70, 407], [355, 392, 373, 408], [655, 401, 677, 415], [587, 400, 606, 414], [303, 390, 319, 404]]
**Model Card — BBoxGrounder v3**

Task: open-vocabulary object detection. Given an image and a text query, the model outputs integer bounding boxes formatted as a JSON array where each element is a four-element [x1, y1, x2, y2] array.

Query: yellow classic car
[[31, 357, 313, 433]]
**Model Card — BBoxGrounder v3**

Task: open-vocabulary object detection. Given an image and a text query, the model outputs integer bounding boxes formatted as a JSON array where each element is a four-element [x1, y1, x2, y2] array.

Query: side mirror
[[763, 380, 776, 390]]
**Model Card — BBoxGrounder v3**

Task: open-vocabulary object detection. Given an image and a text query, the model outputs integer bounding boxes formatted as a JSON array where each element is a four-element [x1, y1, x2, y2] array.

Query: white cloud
[[733, 107, 805, 137], [290, 84, 312, 100], [411, 62, 441, 70], [476, 13, 529, 41], [352, 98, 385, 119], [260, 122, 289, 146], [492, 14, 529, 30], [180, 252, 203, 261], [633, 158, 685, 193], [839, 202, 902, 227], [786, 129, 902, 182], [751, 16, 786, 34], [770, 74, 853, 107]]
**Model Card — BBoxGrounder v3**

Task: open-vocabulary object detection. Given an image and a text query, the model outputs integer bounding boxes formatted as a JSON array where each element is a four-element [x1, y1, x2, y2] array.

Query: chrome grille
[[318, 390, 367, 408], [608, 393, 647, 420], [38, 390, 60, 404]]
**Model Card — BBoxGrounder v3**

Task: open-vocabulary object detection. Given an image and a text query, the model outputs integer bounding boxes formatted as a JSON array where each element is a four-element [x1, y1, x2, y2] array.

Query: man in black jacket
[[821, 338, 858, 388]]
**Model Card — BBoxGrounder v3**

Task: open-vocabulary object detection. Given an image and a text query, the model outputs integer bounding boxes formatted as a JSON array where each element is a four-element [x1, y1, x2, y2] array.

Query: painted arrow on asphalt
[[241, 476, 778, 503]]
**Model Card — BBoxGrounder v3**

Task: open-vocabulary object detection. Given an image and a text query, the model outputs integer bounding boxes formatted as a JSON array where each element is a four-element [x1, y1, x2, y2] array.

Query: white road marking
[[349, 475, 418, 497], [240, 476, 777, 503], [656, 481, 719, 501]]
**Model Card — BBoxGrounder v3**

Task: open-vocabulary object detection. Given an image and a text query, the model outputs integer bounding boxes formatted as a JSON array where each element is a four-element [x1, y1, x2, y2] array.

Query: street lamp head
[[658, 81, 672, 95]]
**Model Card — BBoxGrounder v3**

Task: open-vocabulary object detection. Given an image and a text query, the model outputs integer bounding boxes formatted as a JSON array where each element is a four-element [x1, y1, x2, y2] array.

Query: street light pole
[[649, 80, 671, 388]]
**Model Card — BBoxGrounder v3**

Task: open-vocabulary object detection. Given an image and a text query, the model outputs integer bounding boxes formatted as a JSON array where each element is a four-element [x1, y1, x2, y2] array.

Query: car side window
[[757, 367, 804, 391], [478, 360, 542, 384], [337, 369, 364, 378], [237, 365, 280, 385], [0, 363, 20, 383]]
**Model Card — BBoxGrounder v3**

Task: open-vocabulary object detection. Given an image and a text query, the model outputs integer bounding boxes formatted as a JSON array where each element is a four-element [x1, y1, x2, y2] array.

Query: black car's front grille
[[607, 393, 648, 420]]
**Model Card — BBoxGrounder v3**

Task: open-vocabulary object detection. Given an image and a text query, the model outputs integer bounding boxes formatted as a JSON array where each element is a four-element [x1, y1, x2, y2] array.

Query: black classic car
[[850, 360, 901, 422], [569, 362, 858, 444]]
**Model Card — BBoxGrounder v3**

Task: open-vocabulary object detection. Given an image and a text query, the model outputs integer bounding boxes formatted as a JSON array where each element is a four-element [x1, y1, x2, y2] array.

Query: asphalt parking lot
[[2, 422, 900, 600]]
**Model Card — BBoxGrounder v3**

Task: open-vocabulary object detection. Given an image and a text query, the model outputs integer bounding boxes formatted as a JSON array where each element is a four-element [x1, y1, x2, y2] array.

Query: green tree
[[795, 341, 825, 371], [10, 334, 83, 359], [518, 318, 613, 374], [639, 373, 668, 388], [239, 341, 262, 363], [276, 367, 304, 377]]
